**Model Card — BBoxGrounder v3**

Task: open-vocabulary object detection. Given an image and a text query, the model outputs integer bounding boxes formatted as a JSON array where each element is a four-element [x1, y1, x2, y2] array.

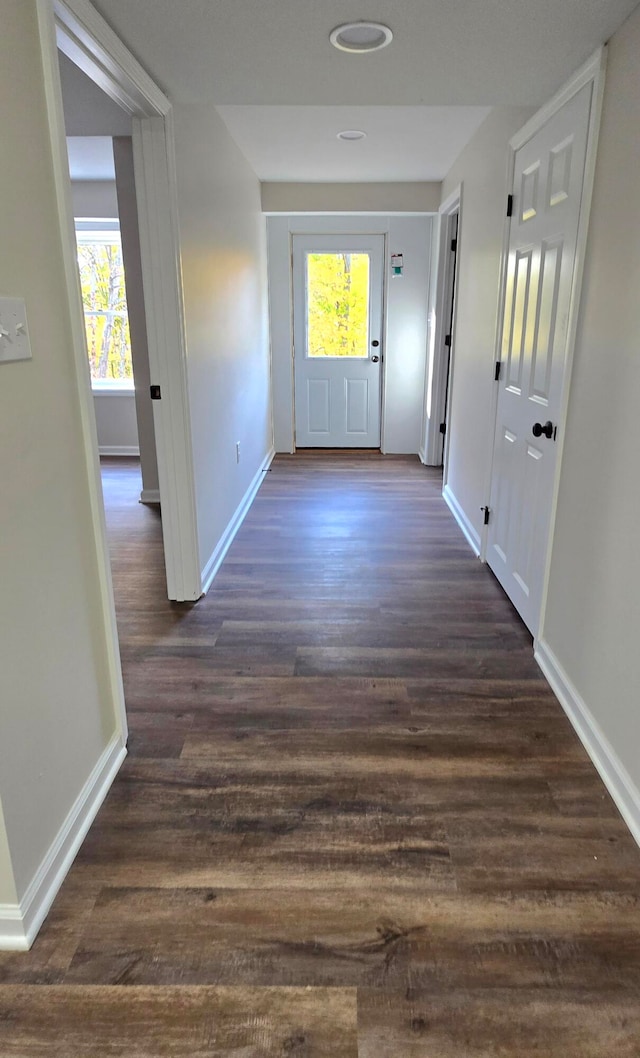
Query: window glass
[[76, 234, 132, 385], [306, 252, 370, 358]]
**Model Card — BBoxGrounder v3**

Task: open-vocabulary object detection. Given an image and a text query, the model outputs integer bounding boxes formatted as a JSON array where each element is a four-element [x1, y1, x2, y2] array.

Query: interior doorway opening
[[44, 0, 202, 602], [438, 209, 459, 470]]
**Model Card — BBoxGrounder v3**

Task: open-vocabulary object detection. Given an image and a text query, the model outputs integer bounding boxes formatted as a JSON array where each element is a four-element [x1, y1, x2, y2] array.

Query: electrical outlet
[[236, 442, 241, 464], [0, 297, 32, 364]]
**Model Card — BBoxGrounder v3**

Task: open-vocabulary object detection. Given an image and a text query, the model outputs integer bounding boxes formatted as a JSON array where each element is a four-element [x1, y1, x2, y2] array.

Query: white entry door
[[487, 80, 594, 635], [293, 234, 384, 447]]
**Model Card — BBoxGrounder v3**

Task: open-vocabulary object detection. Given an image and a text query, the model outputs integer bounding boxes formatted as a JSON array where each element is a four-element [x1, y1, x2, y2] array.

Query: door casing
[[424, 187, 463, 471]]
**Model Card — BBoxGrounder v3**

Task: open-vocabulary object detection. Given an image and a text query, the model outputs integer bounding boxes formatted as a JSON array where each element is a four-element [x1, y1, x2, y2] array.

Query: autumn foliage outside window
[[306, 252, 370, 358], [76, 233, 133, 386]]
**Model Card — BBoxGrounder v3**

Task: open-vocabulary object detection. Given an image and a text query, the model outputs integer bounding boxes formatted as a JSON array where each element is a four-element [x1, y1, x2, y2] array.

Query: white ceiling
[[66, 137, 116, 181], [217, 106, 491, 182], [88, 0, 639, 183]]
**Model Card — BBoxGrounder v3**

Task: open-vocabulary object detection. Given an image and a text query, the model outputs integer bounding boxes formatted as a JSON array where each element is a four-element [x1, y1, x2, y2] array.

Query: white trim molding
[[201, 449, 276, 595], [36, 0, 128, 742], [99, 445, 140, 457], [442, 483, 481, 557], [423, 185, 462, 469], [535, 640, 640, 849], [0, 733, 126, 951], [140, 488, 160, 505]]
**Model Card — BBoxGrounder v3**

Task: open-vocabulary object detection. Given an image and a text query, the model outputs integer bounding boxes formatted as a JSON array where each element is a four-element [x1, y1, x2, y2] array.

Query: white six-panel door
[[293, 234, 384, 448], [487, 81, 594, 635]]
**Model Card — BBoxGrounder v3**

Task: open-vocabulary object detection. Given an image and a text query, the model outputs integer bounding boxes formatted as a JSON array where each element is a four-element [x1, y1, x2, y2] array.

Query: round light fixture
[[337, 130, 367, 141], [329, 21, 393, 53]]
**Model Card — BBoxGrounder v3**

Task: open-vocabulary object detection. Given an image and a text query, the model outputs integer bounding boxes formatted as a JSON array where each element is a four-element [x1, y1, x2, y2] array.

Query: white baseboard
[[200, 448, 276, 595], [99, 445, 140, 457], [418, 445, 427, 465], [139, 488, 160, 505], [0, 733, 126, 951], [535, 639, 640, 849], [442, 483, 481, 557]]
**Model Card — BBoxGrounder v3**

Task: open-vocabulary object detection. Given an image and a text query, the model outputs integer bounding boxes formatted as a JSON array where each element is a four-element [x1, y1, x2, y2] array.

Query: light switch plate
[[0, 297, 32, 363]]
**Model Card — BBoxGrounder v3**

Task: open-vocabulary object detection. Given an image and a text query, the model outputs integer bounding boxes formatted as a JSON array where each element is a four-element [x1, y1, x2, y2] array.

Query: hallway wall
[[540, 6, 640, 830], [0, 0, 124, 938], [262, 183, 441, 214], [173, 104, 273, 581]]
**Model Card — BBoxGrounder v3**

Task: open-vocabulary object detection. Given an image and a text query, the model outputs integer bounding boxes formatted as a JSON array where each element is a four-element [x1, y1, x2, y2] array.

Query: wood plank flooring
[[2, 452, 640, 1056]]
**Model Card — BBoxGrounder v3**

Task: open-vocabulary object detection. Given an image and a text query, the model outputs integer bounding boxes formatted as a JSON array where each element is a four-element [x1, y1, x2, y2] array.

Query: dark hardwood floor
[[2, 452, 640, 1056]]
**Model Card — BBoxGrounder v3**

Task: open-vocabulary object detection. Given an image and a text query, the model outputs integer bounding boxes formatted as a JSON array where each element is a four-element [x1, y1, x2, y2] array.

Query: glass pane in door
[[305, 252, 370, 357]]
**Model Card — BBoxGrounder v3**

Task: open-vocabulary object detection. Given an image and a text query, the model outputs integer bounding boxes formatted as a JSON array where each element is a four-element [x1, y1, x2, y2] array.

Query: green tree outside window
[[306, 252, 370, 357]]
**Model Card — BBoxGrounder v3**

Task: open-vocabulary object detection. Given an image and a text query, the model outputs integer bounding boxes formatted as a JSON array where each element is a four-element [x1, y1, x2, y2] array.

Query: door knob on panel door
[[532, 420, 554, 439], [371, 355, 380, 363]]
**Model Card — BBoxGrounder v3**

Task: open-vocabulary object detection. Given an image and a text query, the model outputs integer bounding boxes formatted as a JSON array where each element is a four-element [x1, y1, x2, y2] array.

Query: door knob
[[371, 355, 380, 363], [371, 340, 380, 347], [532, 420, 554, 439]]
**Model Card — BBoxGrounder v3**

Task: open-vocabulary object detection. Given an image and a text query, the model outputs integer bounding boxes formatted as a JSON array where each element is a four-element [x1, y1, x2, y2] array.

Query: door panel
[[345, 378, 369, 435], [506, 249, 533, 391], [487, 82, 593, 635], [307, 378, 330, 436], [530, 238, 563, 403], [293, 234, 384, 448]]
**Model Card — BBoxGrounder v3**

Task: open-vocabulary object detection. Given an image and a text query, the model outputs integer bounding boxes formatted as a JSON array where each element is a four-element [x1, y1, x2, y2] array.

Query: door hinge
[[439, 422, 446, 436], [444, 334, 452, 347], [450, 238, 457, 252], [494, 360, 502, 381], [481, 505, 490, 525], [150, 384, 161, 400], [506, 194, 514, 217]]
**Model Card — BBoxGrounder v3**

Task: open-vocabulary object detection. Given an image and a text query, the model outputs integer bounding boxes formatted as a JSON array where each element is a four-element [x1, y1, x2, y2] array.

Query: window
[[75, 224, 133, 390], [305, 252, 370, 358]]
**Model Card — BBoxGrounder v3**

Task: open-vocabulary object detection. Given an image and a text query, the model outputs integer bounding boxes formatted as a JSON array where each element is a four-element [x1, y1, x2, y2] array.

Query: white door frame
[[424, 186, 462, 471], [36, 0, 202, 605], [485, 47, 607, 641]]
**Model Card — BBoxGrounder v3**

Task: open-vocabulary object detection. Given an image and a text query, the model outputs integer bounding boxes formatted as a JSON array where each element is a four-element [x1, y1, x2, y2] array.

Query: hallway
[[1, 454, 640, 1055]]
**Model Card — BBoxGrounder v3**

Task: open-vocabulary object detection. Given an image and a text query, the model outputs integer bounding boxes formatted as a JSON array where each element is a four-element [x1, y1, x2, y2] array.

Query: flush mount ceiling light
[[337, 129, 367, 141], [329, 21, 393, 53]]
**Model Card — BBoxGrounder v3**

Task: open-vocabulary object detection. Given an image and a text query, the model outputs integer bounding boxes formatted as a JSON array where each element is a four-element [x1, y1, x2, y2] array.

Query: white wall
[[0, 0, 123, 930], [262, 183, 441, 214], [93, 392, 139, 454], [541, 8, 640, 814], [71, 179, 118, 218], [267, 214, 432, 454], [0, 805, 17, 907], [440, 107, 533, 537], [59, 50, 131, 137], [173, 104, 273, 578]]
